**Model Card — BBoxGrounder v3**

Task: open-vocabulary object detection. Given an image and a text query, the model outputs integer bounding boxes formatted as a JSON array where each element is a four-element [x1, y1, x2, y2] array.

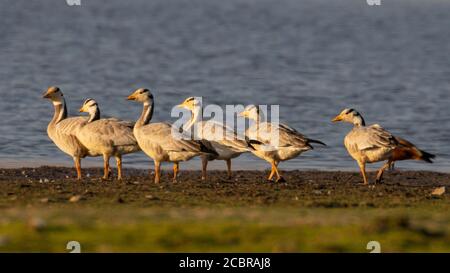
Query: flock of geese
[[43, 86, 435, 185]]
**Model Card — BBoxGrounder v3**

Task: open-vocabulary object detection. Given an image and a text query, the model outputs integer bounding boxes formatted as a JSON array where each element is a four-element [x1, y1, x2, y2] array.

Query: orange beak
[[127, 94, 136, 101], [332, 115, 343, 122], [42, 92, 51, 99]]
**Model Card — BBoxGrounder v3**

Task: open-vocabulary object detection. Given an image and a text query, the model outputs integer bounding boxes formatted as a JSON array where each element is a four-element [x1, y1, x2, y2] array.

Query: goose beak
[[177, 102, 186, 108], [42, 92, 50, 99], [238, 111, 246, 117], [127, 94, 136, 101], [78, 107, 84, 113], [332, 115, 343, 122]]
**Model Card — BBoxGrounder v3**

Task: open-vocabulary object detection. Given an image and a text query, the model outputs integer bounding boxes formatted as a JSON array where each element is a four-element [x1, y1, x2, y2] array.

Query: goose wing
[[81, 119, 137, 147], [247, 122, 318, 149], [55, 117, 87, 135], [103, 116, 135, 129], [352, 124, 398, 151], [140, 122, 207, 153], [277, 123, 313, 148], [52, 117, 89, 156], [197, 120, 250, 152]]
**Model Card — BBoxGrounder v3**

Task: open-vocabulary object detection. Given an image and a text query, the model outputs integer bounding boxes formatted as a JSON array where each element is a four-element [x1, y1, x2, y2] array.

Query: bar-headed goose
[[42, 86, 88, 180], [78, 98, 140, 180], [239, 105, 325, 182], [127, 88, 217, 183], [177, 97, 254, 180], [332, 108, 435, 185]]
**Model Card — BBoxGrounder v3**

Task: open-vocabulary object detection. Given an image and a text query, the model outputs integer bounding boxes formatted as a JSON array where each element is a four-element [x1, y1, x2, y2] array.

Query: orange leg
[[201, 157, 208, 181], [116, 156, 123, 180], [154, 161, 161, 184], [102, 155, 110, 180], [389, 161, 395, 171], [358, 161, 368, 185], [173, 162, 179, 183], [74, 157, 82, 180], [226, 159, 232, 179], [376, 161, 391, 184], [268, 162, 276, 181], [273, 162, 285, 182]]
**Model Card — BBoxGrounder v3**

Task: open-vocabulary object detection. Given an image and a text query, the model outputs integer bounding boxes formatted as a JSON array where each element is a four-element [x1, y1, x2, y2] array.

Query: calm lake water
[[0, 0, 449, 171]]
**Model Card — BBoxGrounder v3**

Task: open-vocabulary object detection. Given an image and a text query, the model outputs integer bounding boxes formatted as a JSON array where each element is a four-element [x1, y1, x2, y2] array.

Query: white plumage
[[178, 97, 253, 180], [240, 105, 325, 182]]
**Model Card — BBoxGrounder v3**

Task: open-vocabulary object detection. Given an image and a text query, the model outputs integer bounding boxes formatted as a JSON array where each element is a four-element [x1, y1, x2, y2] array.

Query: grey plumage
[[78, 98, 140, 179], [43, 86, 89, 179], [241, 105, 325, 182], [333, 108, 435, 185], [127, 88, 215, 183]]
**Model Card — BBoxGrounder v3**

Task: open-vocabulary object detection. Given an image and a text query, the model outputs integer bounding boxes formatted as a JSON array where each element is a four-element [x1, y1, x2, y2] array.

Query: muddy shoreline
[[1, 167, 449, 208]]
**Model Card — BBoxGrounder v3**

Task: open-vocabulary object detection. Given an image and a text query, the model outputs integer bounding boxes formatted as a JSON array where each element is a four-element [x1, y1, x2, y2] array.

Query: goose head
[[127, 88, 153, 105], [177, 97, 202, 111], [79, 98, 98, 112], [239, 105, 262, 122], [332, 108, 366, 126], [79, 98, 101, 122], [42, 86, 64, 105]]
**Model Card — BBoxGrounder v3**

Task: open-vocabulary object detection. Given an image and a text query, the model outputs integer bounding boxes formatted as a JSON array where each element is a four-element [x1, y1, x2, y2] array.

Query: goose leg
[[116, 155, 123, 180], [102, 154, 110, 180], [376, 161, 391, 184], [389, 161, 395, 171], [226, 159, 232, 180], [173, 162, 179, 183], [274, 162, 285, 182], [154, 161, 161, 184], [358, 161, 368, 185], [201, 157, 208, 181], [268, 162, 276, 181], [73, 157, 82, 180]]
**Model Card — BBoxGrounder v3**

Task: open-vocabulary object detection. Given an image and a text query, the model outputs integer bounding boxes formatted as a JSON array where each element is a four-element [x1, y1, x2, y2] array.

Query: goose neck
[[136, 101, 154, 128], [184, 105, 202, 131], [87, 106, 100, 123], [51, 98, 67, 124]]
